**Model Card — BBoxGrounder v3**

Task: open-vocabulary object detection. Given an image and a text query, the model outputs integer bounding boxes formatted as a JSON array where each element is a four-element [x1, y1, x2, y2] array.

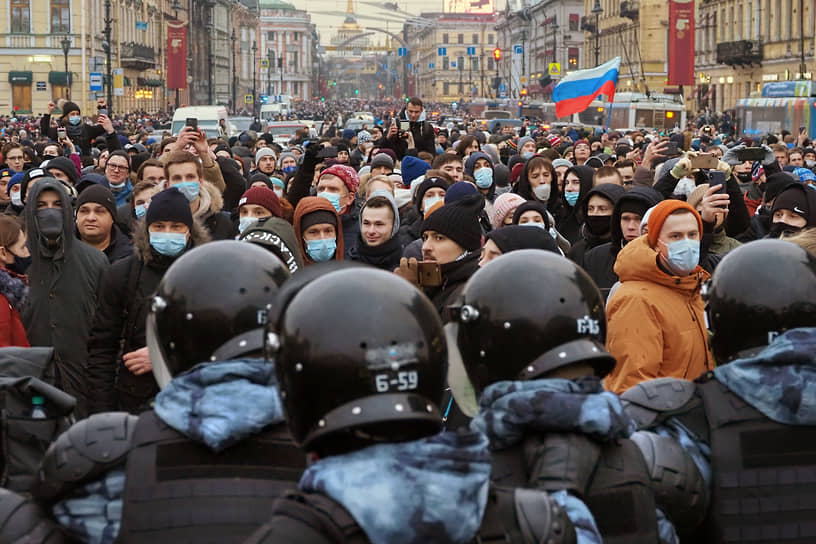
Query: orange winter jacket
[[604, 235, 712, 394]]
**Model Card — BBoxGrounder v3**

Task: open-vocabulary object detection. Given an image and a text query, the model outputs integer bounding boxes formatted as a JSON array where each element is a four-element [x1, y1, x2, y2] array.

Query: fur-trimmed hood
[[193, 180, 224, 221]]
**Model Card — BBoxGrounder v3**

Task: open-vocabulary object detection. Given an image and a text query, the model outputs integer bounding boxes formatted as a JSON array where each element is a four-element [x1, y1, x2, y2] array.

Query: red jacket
[[0, 292, 29, 347]]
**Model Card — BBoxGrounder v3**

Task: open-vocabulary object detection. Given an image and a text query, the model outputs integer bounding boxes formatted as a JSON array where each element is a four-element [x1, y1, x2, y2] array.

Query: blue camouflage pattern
[[550, 490, 603, 544], [714, 327, 816, 425], [153, 358, 284, 451], [52, 468, 125, 544], [300, 430, 491, 544], [470, 376, 637, 450], [656, 507, 680, 544]]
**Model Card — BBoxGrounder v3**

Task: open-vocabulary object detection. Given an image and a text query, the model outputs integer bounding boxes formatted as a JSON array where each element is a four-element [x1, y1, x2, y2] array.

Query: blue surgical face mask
[[68, 115, 81, 126], [660, 238, 700, 276], [564, 191, 580, 206], [174, 181, 200, 202], [522, 151, 535, 160], [134, 204, 147, 218], [306, 237, 336, 262], [317, 191, 342, 213], [149, 231, 188, 257], [282, 165, 297, 175], [474, 168, 493, 189], [238, 216, 259, 234], [109, 181, 126, 191]]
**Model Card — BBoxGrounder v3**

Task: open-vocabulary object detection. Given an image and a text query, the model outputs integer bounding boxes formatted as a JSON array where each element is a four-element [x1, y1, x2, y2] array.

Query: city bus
[[735, 81, 816, 137]]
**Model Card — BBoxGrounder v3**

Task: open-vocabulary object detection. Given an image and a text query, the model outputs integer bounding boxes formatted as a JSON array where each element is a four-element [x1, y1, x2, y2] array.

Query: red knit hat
[[646, 199, 703, 248], [319, 164, 360, 195], [546, 134, 562, 147], [238, 186, 282, 218]]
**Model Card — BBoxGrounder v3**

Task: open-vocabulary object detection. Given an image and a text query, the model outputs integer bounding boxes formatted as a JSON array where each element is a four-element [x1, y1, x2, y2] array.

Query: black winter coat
[[421, 252, 479, 320]]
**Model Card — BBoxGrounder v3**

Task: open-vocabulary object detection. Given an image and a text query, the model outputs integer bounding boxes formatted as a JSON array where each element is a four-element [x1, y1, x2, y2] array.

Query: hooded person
[[85, 188, 211, 414], [315, 164, 360, 259], [239, 216, 304, 274], [479, 224, 559, 266], [74, 184, 133, 263], [293, 196, 345, 265], [464, 151, 496, 203], [739, 172, 797, 241], [22, 178, 109, 417], [513, 155, 563, 212], [767, 182, 816, 239], [567, 182, 626, 267], [581, 186, 663, 299], [354, 190, 404, 271], [39, 99, 122, 157], [605, 199, 713, 394], [5, 171, 25, 216], [512, 200, 571, 255], [552, 164, 595, 243]]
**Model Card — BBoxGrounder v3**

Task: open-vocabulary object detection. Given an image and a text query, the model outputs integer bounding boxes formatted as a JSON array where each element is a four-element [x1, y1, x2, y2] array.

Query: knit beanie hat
[[444, 181, 480, 204], [546, 134, 562, 148], [6, 172, 24, 197], [415, 176, 449, 211], [301, 209, 337, 232], [401, 156, 430, 186], [278, 151, 297, 167], [357, 130, 372, 144], [238, 186, 282, 218], [146, 187, 193, 230], [512, 200, 551, 229], [646, 199, 703, 248], [319, 164, 360, 194], [552, 158, 573, 169], [76, 184, 117, 220], [517, 136, 534, 152], [371, 153, 395, 171], [42, 156, 79, 186], [772, 185, 810, 222], [486, 224, 559, 254], [255, 147, 277, 164], [60, 101, 80, 119], [341, 128, 356, 141], [421, 194, 483, 252], [510, 162, 525, 184], [492, 192, 527, 229]]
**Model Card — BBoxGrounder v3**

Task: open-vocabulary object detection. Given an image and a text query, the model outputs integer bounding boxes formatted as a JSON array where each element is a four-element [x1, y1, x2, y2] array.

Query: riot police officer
[[623, 239, 816, 542], [448, 250, 708, 542], [30, 241, 300, 544], [246, 267, 498, 543]]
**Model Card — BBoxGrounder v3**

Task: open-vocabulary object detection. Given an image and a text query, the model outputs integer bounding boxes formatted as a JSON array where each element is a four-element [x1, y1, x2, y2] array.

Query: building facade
[[405, 12, 499, 102], [495, 0, 584, 98], [693, 0, 815, 114], [258, 0, 318, 101]]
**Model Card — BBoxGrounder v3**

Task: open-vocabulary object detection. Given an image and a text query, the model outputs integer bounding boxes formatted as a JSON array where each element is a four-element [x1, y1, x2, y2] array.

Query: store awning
[[8, 71, 32, 84], [48, 71, 72, 85], [137, 77, 163, 87]]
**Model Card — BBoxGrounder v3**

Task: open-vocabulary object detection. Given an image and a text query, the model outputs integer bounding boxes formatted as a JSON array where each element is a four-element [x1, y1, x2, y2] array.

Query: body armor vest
[[699, 378, 816, 543], [117, 410, 305, 543]]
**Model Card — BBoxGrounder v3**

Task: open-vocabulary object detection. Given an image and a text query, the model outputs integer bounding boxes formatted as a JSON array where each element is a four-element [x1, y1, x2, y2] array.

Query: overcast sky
[[295, 0, 496, 44]]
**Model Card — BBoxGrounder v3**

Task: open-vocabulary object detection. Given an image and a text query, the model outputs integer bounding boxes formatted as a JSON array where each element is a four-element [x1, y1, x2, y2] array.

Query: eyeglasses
[[6, 155, 24, 161], [107, 163, 129, 171]]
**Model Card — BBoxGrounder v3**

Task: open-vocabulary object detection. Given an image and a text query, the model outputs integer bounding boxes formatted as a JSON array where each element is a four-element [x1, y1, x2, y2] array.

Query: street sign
[[429, 62, 435, 69], [260, 59, 269, 69], [90, 73, 103, 91], [451, 61, 457, 68], [407, 63, 413, 70], [245, 94, 253, 104], [438, 47, 447, 56], [521, 77, 527, 83], [499, 83, 506, 92], [398, 47, 407, 56], [500, 91, 507, 98], [36, 81, 46, 91], [514, 44, 523, 55], [466, 46, 476, 56], [113, 68, 124, 96], [548, 63, 561, 76]]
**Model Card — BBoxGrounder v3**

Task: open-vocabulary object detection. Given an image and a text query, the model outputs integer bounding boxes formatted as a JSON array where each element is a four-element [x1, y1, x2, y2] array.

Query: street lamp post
[[251, 40, 257, 115], [592, 0, 603, 66], [103, 0, 113, 112], [206, 4, 213, 104], [231, 29, 237, 113], [171, 0, 183, 109], [279, 56, 284, 98], [551, 17, 558, 68], [267, 49, 273, 96], [60, 36, 71, 100]]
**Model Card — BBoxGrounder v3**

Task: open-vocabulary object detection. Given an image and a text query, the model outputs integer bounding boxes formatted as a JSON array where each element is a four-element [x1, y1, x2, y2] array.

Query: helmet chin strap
[[146, 312, 173, 390], [443, 322, 479, 418]]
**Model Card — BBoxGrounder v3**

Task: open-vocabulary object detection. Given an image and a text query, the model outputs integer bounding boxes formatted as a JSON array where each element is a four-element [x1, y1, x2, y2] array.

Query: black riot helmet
[[272, 268, 446, 456], [147, 240, 290, 388], [706, 239, 816, 363], [452, 250, 613, 396]]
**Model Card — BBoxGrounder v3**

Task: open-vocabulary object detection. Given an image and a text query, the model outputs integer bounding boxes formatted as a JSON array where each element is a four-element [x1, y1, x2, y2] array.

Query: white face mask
[[273, 187, 284, 199], [532, 183, 551, 202], [11, 191, 22, 207]]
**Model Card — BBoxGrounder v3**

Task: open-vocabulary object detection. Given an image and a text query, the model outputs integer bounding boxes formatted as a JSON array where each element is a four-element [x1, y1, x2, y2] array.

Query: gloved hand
[[760, 145, 776, 166], [721, 144, 744, 167], [670, 152, 694, 180]]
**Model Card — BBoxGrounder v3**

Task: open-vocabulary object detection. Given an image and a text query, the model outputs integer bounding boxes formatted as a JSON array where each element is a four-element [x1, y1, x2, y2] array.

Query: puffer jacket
[[604, 235, 712, 394]]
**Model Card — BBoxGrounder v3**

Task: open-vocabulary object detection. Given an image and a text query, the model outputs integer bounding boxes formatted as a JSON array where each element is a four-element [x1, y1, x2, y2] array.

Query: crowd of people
[[0, 95, 814, 543]]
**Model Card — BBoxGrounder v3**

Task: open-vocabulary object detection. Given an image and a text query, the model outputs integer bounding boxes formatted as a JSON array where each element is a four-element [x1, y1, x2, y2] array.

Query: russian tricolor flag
[[552, 57, 621, 118]]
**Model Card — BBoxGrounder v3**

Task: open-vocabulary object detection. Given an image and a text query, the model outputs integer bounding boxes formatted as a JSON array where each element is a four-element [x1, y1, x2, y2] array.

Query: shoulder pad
[[620, 378, 697, 428], [35, 412, 139, 502]]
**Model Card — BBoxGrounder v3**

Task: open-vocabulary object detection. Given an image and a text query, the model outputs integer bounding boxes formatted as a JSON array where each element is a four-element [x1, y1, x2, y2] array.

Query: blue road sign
[[398, 47, 407, 56], [514, 44, 523, 55], [451, 61, 457, 68], [499, 83, 507, 92], [467, 46, 476, 56], [90, 73, 103, 91], [407, 63, 413, 70]]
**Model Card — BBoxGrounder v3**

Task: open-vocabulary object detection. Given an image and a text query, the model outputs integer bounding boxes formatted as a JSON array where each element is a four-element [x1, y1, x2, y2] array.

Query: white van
[[260, 103, 289, 121], [171, 106, 229, 139]]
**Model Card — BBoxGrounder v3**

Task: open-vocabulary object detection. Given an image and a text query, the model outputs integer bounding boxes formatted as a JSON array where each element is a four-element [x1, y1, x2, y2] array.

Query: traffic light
[[354, 89, 359, 95], [493, 48, 501, 61], [378, 84, 383, 89], [520, 87, 528, 96]]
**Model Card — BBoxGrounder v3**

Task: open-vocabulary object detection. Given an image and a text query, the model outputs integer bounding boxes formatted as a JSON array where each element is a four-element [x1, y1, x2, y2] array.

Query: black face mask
[[769, 222, 802, 239], [737, 172, 752, 184], [585, 215, 612, 237], [7, 252, 31, 275], [36, 208, 64, 241]]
